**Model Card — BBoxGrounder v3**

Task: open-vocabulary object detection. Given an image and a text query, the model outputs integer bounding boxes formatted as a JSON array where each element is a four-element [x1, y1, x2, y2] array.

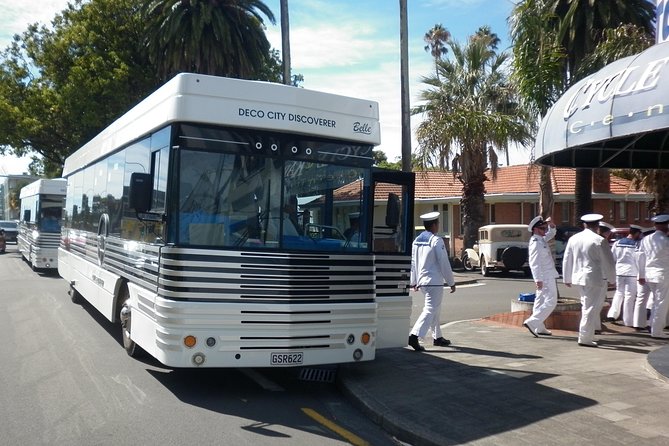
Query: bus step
[[298, 366, 337, 383]]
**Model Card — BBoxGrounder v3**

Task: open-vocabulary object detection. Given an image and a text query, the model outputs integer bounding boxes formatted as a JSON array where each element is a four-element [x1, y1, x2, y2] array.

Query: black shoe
[[408, 334, 425, 352], [578, 341, 598, 348], [634, 326, 650, 333], [433, 337, 451, 347], [594, 330, 602, 335], [604, 317, 616, 323], [523, 323, 538, 338]]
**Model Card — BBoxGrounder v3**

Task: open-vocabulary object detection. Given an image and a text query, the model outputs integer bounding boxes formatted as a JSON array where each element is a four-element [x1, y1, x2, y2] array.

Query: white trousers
[[575, 282, 606, 344], [607, 276, 637, 326], [647, 281, 669, 337], [524, 278, 558, 333], [411, 285, 444, 340], [633, 282, 651, 329]]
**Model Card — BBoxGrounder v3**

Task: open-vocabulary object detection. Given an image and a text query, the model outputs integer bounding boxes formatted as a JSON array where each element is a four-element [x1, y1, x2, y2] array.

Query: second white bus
[[18, 178, 67, 271]]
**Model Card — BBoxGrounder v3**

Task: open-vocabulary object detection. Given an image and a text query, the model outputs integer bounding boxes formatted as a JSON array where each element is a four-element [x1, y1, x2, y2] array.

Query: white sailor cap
[[651, 214, 669, 224], [629, 224, 643, 231], [599, 221, 614, 231], [528, 215, 546, 232], [580, 213, 603, 223], [348, 212, 360, 220], [420, 211, 440, 222]]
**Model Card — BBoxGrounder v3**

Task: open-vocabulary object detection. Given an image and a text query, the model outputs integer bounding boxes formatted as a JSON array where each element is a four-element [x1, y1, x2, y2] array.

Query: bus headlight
[[32, 230, 40, 239]]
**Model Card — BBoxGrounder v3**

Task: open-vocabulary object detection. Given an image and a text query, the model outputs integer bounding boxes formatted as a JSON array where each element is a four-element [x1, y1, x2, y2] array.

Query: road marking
[[240, 369, 284, 392], [457, 282, 484, 288], [301, 407, 369, 446]]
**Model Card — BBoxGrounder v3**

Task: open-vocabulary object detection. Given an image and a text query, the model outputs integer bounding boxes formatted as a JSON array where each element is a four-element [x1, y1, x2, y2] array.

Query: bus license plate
[[271, 352, 303, 366]]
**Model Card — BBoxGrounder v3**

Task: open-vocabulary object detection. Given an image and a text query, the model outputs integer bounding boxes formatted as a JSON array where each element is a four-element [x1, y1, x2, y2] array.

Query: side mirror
[[385, 193, 400, 228], [129, 172, 153, 213], [23, 210, 31, 222]]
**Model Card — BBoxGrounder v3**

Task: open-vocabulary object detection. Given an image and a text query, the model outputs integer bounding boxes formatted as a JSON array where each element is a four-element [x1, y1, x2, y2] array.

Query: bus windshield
[[176, 148, 370, 252]]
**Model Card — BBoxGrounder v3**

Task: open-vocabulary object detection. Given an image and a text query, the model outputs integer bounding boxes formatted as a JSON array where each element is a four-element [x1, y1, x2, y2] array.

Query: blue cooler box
[[518, 293, 536, 302]]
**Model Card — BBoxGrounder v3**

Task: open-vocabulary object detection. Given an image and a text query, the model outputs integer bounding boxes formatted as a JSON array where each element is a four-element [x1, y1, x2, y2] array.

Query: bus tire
[[119, 286, 142, 358], [69, 287, 83, 304]]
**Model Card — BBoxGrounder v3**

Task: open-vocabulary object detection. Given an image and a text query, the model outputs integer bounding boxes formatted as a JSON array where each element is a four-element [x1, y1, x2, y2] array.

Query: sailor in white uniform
[[637, 214, 669, 339], [408, 212, 456, 351], [562, 213, 616, 347], [523, 216, 559, 337], [606, 224, 643, 326]]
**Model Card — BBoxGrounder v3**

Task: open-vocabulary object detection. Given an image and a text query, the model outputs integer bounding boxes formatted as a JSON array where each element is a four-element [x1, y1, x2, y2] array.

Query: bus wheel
[[119, 288, 141, 357], [69, 286, 82, 304]]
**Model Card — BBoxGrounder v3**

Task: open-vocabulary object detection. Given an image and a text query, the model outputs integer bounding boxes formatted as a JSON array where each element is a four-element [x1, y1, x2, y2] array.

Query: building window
[[441, 203, 449, 233], [561, 202, 570, 223], [619, 201, 626, 222], [635, 201, 641, 221], [489, 203, 496, 224]]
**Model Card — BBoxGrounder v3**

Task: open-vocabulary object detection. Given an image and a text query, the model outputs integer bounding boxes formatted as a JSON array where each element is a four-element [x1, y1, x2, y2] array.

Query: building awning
[[535, 42, 669, 169]]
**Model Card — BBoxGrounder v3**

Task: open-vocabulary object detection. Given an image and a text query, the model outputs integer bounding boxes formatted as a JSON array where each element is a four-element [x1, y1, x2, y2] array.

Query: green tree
[[0, 0, 158, 176], [143, 0, 276, 82], [510, 0, 655, 222], [413, 33, 533, 249], [549, 0, 655, 221], [423, 24, 450, 77], [510, 0, 566, 219]]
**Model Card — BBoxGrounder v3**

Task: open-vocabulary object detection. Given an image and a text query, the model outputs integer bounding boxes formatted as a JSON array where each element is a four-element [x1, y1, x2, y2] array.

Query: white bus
[[18, 178, 67, 271], [58, 73, 414, 368]]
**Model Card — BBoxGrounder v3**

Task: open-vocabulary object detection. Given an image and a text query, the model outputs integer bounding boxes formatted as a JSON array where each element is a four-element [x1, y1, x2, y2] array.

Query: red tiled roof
[[335, 165, 647, 201], [414, 165, 646, 198]]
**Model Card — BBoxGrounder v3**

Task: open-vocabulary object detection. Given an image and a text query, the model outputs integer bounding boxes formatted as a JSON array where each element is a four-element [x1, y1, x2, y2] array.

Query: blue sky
[[0, 0, 521, 175]]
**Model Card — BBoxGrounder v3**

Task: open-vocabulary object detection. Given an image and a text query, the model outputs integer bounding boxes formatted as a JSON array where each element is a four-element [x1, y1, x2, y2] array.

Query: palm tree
[[510, 0, 566, 219], [548, 0, 655, 221], [143, 0, 276, 81], [423, 24, 451, 78], [511, 0, 655, 222], [413, 33, 533, 249]]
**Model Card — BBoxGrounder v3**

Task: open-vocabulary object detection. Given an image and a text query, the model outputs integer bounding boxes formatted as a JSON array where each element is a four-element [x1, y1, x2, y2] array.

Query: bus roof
[[63, 73, 381, 176], [19, 178, 67, 199]]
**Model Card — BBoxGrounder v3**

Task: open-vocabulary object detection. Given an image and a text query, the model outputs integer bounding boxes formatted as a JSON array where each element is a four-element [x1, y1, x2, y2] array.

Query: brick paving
[[339, 318, 669, 446]]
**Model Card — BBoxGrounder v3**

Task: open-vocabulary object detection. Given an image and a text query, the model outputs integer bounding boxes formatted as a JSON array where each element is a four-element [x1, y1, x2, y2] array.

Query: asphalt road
[[0, 244, 398, 446]]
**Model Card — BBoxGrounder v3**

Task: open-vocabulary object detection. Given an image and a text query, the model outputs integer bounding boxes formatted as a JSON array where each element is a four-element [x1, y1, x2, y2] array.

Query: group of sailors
[[525, 213, 669, 347]]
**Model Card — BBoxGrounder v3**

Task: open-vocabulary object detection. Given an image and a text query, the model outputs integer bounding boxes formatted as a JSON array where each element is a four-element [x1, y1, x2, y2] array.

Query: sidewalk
[[339, 316, 669, 445]]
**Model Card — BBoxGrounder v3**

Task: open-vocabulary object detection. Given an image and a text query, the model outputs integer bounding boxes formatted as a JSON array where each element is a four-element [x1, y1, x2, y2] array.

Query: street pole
[[399, 0, 411, 172], [280, 0, 291, 85]]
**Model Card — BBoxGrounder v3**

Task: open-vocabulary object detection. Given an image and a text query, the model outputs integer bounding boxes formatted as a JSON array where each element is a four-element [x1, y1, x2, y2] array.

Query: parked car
[[0, 229, 5, 253], [554, 225, 582, 271], [0, 220, 18, 244], [462, 224, 531, 276]]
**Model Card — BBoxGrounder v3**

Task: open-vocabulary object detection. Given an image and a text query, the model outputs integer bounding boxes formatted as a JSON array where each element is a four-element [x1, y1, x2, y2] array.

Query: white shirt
[[611, 237, 639, 277], [410, 231, 455, 287], [562, 227, 615, 286], [529, 226, 559, 280], [637, 230, 669, 283]]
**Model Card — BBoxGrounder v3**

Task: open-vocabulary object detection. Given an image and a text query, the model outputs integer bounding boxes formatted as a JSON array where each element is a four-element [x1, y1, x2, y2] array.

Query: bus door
[[370, 170, 415, 255], [371, 169, 415, 349]]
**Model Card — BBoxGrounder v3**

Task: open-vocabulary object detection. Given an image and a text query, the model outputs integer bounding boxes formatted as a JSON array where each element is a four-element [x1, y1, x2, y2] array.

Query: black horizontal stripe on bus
[[159, 275, 374, 286], [160, 252, 372, 267], [240, 345, 331, 350], [159, 265, 372, 275], [155, 297, 375, 304], [241, 310, 332, 315], [376, 284, 411, 290], [241, 320, 331, 324], [240, 334, 331, 339], [159, 286, 372, 296]]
